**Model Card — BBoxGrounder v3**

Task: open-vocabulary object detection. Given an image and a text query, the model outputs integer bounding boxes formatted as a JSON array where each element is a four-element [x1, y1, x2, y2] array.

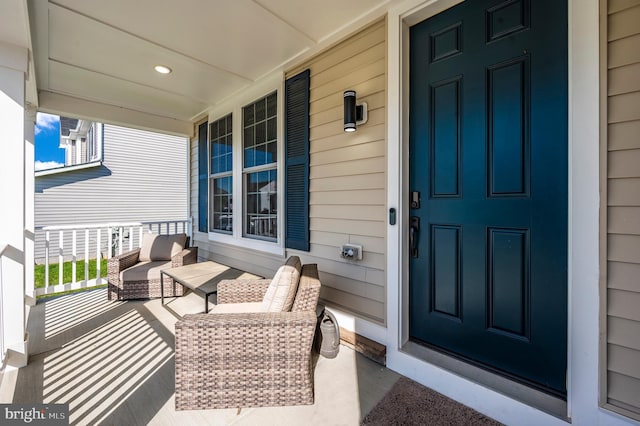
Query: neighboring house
[[59, 117, 101, 167], [1, 1, 638, 425], [34, 119, 188, 263]]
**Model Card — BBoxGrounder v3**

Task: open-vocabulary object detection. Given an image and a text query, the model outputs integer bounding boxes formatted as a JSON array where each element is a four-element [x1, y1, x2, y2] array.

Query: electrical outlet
[[340, 244, 363, 260]]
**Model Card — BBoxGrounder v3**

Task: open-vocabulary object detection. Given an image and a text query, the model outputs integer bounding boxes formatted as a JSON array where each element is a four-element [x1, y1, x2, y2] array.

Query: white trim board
[[35, 160, 102, 177]]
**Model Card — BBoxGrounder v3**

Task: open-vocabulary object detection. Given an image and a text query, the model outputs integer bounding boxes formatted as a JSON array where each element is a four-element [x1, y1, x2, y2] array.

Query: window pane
[[244, 104, 254, 125], [245, 169, 277, 240], [267, 93, 277, 117], [209, 114, 233, 174], [243, 92, 277, 169], [267, 117, 277, 141], [210, 176, 233, 233], [255, 97, 266, 122]]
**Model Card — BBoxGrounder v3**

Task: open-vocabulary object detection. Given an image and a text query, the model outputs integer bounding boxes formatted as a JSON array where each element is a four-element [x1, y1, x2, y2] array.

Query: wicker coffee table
[[160, 261, 259, 313]]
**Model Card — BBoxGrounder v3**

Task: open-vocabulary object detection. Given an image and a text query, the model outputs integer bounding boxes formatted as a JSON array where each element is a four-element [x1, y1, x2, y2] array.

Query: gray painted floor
[[0, 288, 400, 425]]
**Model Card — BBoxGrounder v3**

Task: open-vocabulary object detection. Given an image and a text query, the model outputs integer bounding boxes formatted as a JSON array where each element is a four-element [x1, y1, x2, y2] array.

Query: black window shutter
[[285, 70, 310, 251], [197, 121, 208, 233]]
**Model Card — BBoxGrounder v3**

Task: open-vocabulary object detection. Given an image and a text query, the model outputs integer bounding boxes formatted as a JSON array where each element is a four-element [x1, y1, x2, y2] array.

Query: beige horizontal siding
[[608, 121, 640, 150], [608, 344, 640, 379], [609, 0, 640, 14], [607, 234, 640, 263], [310, 157, 386, 179], [608, 261, 640, 291], [608, 62, 640, 95], [607, 206, 640, 234], [608, 92, 640, 123], [608, 372, 640, 409], [608, 178, 640, 205], [602, 1, 640, 418], [608, 33, 640, 68], [608, 149, 640, 178], [286, 18, 387, 324], [608, 289, 640, 321], [608, 316, 640, 351], [608, 5, 640, 40]]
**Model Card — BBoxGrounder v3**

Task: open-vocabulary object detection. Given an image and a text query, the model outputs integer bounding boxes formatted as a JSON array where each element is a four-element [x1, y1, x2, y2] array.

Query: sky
[[34, 113, 64, 171]]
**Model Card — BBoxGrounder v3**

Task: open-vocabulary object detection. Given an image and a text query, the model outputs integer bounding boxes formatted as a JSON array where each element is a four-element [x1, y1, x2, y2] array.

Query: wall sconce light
[[343, 90, 368, 132]]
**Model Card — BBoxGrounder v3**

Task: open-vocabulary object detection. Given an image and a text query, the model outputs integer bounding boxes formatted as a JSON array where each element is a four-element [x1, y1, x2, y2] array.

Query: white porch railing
[[35, 219, 192, 297]]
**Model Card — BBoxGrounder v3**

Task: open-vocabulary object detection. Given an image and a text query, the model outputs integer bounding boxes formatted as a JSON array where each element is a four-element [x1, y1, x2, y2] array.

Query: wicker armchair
[[107, 234, 198, 300], [174, 263, 321, 410]]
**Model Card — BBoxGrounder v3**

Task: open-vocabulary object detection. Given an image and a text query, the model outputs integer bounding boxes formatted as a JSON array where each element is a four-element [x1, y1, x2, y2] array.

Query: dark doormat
[[361, 377, 502, 425]]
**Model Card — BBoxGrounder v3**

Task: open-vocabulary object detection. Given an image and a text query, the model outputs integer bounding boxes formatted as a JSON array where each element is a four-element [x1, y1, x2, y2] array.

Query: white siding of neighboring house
[[190, 19, 387, 324], [35, 124, 188, 262]]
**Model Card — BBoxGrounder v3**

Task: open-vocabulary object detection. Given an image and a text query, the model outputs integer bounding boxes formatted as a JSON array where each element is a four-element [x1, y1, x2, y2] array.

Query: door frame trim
[[386, 0, 608, 424]]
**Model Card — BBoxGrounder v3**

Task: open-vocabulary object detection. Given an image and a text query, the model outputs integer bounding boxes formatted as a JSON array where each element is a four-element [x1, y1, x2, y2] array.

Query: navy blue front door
[[409, 0, 568, 396]]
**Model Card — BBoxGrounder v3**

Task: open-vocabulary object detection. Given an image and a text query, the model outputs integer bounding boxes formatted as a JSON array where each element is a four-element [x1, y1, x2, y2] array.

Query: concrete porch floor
[[0, 288, 400, 425]]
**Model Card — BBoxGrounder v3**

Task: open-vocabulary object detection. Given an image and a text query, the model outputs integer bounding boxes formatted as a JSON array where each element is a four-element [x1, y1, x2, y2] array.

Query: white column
[[24, 104, 36, 305], [0, 42, 29, 368]]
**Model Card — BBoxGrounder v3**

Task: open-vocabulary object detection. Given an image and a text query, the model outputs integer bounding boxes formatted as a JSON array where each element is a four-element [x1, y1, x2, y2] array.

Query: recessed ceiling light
[[154, 65, 172, 74]]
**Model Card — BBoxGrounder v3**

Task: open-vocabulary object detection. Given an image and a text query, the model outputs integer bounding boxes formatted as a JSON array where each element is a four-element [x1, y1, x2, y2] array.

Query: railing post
[[96, 228, 101, 284], [118, 226, 123, 255], [58, 230, 64, 286], [72, 230, 77, 286], [138, 226, 143, 248], [45, 230, 50, 289], [107, 226, 113, 259], [84, 229, 89, 284], [129, 226, 134, 251]]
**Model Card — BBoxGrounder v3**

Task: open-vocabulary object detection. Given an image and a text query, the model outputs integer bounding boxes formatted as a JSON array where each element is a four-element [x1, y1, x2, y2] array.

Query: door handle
[[410, 216, 420, 258]]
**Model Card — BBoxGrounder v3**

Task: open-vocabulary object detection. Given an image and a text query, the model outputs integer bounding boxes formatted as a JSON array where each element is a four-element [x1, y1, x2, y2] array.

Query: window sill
[[207, 231, 284, 257]]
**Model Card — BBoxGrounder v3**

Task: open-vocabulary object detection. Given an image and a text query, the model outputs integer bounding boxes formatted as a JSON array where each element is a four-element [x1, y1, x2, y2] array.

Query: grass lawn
[[35, 258, 108, 289]]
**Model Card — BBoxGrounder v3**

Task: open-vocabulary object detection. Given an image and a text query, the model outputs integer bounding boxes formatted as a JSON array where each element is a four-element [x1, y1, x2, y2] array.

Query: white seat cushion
[[209, 302, 264, 314], [261, 256, 302, 312]]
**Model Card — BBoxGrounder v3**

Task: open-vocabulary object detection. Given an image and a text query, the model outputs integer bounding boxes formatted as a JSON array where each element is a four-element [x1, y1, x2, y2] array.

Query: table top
[[162, 261, 260, 294]]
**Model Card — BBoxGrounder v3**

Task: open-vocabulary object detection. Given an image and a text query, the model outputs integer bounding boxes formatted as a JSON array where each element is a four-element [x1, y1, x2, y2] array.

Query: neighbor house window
[[243, 92, 277, 240], [209, 114, 233, 233], [87, 125, 99, 162]]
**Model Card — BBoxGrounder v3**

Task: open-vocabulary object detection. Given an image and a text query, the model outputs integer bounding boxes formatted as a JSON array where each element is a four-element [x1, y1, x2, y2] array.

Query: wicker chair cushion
[[261, 256, 302, 312], [120, 260, 173, 282], [209, 302, 264, 314], [139, 233, 187, 261]]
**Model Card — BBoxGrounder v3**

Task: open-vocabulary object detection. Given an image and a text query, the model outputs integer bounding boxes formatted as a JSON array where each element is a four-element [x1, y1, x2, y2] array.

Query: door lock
[[411, 191, 420, 209]]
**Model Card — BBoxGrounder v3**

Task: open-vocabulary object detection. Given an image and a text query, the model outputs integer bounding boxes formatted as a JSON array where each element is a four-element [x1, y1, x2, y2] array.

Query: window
[[203, 81, 284, 254], [209, 114, 233, 233], [243, 92, 278, 240], [87, 125, 99, 162]]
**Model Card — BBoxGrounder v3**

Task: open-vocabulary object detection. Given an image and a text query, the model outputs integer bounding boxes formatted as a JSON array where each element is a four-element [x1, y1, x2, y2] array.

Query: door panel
[[409, 0, 568, 396]]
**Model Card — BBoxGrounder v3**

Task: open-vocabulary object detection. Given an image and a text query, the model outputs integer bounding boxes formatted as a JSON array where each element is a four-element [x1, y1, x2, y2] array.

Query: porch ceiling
[[28, 0, 393, 126]]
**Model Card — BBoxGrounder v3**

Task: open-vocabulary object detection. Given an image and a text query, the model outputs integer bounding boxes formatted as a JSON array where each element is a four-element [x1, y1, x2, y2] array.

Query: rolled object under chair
[[319, 308, 340, 359]]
